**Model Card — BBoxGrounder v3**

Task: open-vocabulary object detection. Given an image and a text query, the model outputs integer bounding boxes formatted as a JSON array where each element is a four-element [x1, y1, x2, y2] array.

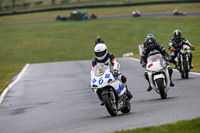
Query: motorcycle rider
[[168, 29, 195, 69], [92, 43, 133, 105], [143, 34, 155, 48], [140, 35, 175, 91], [94, 36, 104, 46]]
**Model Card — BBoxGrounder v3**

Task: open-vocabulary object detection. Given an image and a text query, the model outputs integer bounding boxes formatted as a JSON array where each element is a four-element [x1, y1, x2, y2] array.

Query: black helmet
[[145, 36, 156, 49], [97, 36, 101, 42], [173, 30, 181, 41]]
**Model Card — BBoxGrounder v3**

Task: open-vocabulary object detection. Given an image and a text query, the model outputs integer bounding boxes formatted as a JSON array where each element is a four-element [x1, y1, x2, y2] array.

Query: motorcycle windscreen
[[93, 64, 109, 77], [148, 54, 162, 62], [181, 45, 191, 54], [147, 54, 166, 68]]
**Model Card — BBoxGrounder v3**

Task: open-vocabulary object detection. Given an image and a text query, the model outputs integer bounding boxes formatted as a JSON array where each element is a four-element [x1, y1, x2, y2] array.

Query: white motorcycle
[[132, 10, 141, 17], [90, 64, 131, 116], [146, 54, 170, 99]]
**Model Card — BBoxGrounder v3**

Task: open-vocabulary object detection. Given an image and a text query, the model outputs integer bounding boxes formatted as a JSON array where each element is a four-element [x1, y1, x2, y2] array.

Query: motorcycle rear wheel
[[121, 99, 131, 114], [102, 91, 118, 116], [156, 78, 167, 99]]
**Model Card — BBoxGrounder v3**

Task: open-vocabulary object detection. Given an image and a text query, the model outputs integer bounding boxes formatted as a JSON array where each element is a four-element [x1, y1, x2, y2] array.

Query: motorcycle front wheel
[[183, 61, 189, 79], [156, 78, 167, 99], [102, 90, 118, 116]]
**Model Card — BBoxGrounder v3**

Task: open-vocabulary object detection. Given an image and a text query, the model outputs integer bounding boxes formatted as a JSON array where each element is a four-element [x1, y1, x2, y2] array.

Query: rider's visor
[[95, 50, 106, 57], [147, 42, 155, 47]]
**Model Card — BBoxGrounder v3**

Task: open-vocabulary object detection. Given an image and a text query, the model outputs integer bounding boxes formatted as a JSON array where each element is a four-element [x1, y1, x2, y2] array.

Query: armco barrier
[[0, 0, 200, 16]]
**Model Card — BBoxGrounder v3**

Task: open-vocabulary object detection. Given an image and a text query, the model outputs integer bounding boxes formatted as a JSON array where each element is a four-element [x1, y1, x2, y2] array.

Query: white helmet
[[94, 43, 107, 60]]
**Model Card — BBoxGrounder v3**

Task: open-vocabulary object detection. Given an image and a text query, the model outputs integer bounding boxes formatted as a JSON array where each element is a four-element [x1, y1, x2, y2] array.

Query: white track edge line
[[125, 57, 140, 62], [125, 57, 200, 76], [0, 64, 30, 104]]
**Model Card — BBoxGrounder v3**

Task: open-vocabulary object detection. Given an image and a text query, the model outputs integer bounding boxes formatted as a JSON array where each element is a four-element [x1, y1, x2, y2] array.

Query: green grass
[[0, 17, 200, 94], [0, 17, 199, 63], [0, 64, 24, 92], [113, 117, 200, 133]]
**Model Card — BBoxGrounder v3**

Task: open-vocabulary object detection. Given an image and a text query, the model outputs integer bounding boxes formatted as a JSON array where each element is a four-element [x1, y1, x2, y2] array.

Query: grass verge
[[0, 64, 24, 94], [113, 117, 200, 133]]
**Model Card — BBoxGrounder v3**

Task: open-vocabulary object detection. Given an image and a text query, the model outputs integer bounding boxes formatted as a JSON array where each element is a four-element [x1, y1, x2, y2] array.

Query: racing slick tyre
[[156, 78, 167, 99]]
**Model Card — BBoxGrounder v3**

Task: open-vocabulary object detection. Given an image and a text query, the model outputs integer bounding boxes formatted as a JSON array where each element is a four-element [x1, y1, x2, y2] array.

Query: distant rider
[[140, 35, 175, 91], [173, 9, 179, 14], [168, 29, 195, 69], [94, 36, 104, 46], [92, 43, 133, 105]]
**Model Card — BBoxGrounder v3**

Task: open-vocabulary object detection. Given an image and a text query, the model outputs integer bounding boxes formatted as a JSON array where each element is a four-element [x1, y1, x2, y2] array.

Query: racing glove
[[170, 47, 176, 51], [164, 56, 169, 62], [191, 45, 195, 50], [141, 62, 146, 68], [113, 70, 118, 80]]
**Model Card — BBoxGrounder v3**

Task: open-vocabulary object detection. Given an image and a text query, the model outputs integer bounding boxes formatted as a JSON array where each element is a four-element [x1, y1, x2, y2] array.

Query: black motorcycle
[[176, 45, 193, 79]]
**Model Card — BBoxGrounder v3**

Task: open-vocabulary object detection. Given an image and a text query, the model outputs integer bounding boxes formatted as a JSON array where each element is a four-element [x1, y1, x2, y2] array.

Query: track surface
[[0, 58, 200, 133], [98, 12, 200, 19]]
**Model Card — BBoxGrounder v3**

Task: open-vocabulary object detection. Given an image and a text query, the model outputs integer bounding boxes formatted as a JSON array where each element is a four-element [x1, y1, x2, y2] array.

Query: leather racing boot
[[168, 67, 175, 87], [144, 72, 152, 91]]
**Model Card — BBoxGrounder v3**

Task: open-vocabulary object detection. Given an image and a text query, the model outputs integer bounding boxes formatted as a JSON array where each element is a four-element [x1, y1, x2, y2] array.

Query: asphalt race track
[[0, 58, 200, 133], [98, 12, 200, 19]]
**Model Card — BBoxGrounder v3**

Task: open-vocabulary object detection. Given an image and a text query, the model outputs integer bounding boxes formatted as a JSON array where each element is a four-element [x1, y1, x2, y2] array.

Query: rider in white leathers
[[92, 43, 133, 105]]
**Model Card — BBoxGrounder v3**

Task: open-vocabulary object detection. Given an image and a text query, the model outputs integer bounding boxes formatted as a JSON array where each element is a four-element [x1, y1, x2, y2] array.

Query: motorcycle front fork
[[180, 55, 190, 70]]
